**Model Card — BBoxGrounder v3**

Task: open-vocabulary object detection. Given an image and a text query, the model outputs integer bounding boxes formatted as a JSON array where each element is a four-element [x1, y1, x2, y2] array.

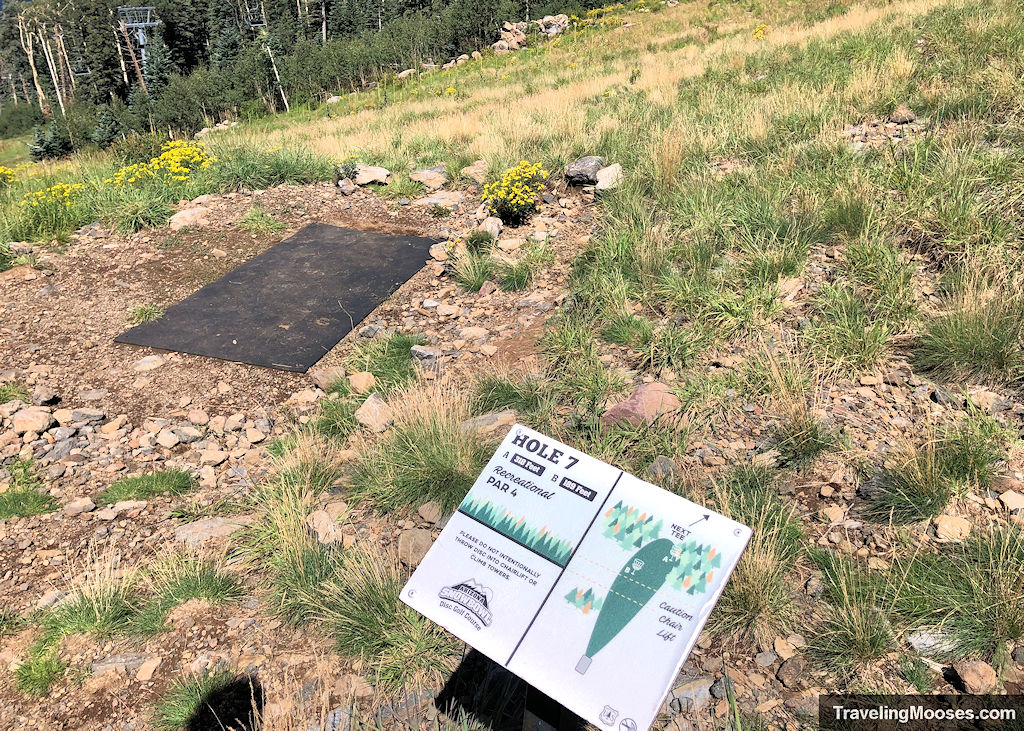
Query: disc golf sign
[[400, 425, 752, 731]]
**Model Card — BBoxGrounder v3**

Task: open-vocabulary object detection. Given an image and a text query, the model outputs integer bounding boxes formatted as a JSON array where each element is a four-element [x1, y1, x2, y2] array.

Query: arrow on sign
[[688, 515, 710, 527]]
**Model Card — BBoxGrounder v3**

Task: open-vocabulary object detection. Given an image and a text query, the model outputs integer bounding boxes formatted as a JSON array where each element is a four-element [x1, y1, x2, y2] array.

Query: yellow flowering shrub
[[105, 141, 215, 188], [752, 24, 769, 40], [482, 161, 549, 224], [0, 166, 15, 187], [12, 182, 90, 240]]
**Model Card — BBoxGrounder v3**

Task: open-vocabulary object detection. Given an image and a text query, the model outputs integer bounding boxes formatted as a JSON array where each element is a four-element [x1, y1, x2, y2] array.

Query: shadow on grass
[[435, 649, 527, 730], [186, 675, 264, 731]]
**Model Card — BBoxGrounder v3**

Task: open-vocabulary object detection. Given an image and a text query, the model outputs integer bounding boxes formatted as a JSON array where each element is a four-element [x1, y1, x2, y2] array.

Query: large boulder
[[565, 156, 605, 185], [596, 163, 624, 191]]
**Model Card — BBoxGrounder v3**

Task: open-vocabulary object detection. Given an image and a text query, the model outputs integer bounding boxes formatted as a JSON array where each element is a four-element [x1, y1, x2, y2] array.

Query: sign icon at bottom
[[619, 719, 637, 731], [599, 706, 619, 726]]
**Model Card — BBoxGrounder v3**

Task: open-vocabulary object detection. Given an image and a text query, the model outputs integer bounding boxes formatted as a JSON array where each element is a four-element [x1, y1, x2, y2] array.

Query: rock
[[398, 528, 433, 566], [155, 429, 180, 449], [306, 510, 343, 544], [79, 388, 108, 401], [646, 455, 677, 481], [354, 393, 393, 432], [461, 160, 490, 184], [136, 656, 162, 682], [480, 216, 503, 239], [12, 407, 55, 435], [1000, 490, 1024, 513], [459, 410, 515, 436], [709, 676, 732, 700], [410, 166, 447, 189], [933, 514, 971, 541], [336, 178, 356, 195], [72, 407, 105, 423], [601, 382, 682, 429], [479, 280, 498, 296], [755, 651, 778, 667], [497, 238, 524, 252], [169, 206, 212, 231], [65, 497, 96, 516], [595, 163, 623, 191], [953, 660, 997, 694], [907, 629, 956, 657], [890, 104, 917, 124], [199, 449, 229, 466], [174, 516, 251, 546], [133, 355, 166, 372], [1012, 645, 1024, 665], [187, 409, 209, 426], [36, 589, 64, 610], [436, 303, 459, 317], [411, 345, 440, 362], [326, 95, 342, 104], [667, 677, 713, 713], [429, 243, 448, 261], [412, 191, 464, 210], [353, 165, 391, 185], [348, 371, 376, 394], [305, 368, 345, 394], [776, 656, 805, 688], [245, 427, 265, 444], [565, 156, 605, 185], [32, 385, 58, 406], [92, 654, 146, 676], [774, 636, 797, 660], [396, 68, 417, 79], [418, 501, 443, 524]]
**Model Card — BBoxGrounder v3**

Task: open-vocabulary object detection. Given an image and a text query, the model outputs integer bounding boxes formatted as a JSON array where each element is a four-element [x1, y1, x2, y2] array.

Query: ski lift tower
[[118, 7, 160, 67]]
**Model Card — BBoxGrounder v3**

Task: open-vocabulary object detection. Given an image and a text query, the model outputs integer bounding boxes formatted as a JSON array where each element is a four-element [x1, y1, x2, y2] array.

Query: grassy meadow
[[5, 0, 1024, 725]]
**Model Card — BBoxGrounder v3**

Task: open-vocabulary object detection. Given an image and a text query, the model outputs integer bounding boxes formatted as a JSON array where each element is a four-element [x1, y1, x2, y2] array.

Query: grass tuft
[[345, 332, 424, 395], [239, 204, 285, 235], [96, 469, 196, 505], [453, 254, 495, 292], [0, 459, 57, 519], [0, 382, 30, 403], [153, 670, 257, 731], [770, 405, 839, 469], [128, 304, 165, 325]]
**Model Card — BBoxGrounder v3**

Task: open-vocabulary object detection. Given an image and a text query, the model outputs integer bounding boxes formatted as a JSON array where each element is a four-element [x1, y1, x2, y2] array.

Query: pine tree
[[143, 32, 173, 98], [76, 0, 127, 103]]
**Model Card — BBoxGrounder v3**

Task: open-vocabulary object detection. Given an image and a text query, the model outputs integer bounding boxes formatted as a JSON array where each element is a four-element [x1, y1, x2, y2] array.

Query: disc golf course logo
[[439, 578, 494, 629]]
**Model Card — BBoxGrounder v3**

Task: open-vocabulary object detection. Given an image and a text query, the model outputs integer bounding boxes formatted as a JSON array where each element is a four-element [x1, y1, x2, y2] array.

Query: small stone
[[245, 427, 266, 444], [646, 455, 677, 481], [411, 345, 440, 361], [353, 164, 391, 185], [200, 450, 229, 466], [354, 393, 393, 432], [36, 589, 64, 610], [459, 410, 515, 436], [169, 206, 211, 231], [398, 528, 433, 566], [595, 163, 623, 191], [410, 166, 448, 189], [601, 382, 682, 429], [306, 510, 342, 544], [12, 407, 55, 435], [136, 656, 162, 682], [337, 178, 356, 195], [953, 660, 997, 694], [479, 281, 498, 296], [174, 516, 251, 546], [774, 636, 797, 660], [32, 386, 58, 406], [776, 656, 805, 688], [65, 497, 96, 516], [933, 514, 971, 541], [890, 104, 917, 124], [133, 355, 165, 372], [155, 429, 180, 449], [667, 677, 713, 713], [461, 160, 489, 184], [755, 651, 778, 667], [187, 409, 209, 426], [310, 366, 347, 391], [1000, 490, 1024, 512], [348, 371, 376, 394], [429, 243, 448, 262], [417, 501, 443, 524], [479, 216, 503, 238], [565, 156, 605, 185], [412, 190, 464, 210]]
